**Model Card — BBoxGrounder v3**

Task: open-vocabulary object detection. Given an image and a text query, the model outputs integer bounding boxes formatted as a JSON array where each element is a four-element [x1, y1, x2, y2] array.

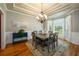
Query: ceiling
[[6, 3, 79, 18]]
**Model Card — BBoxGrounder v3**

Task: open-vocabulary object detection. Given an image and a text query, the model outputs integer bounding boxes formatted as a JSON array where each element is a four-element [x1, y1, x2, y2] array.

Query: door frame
[[0, 13, 1, 49], [0, 7, 6, 49]]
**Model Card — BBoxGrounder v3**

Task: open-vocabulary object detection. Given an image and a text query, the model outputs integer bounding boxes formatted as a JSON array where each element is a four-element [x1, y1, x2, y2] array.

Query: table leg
[[41, 40, 45, 51]]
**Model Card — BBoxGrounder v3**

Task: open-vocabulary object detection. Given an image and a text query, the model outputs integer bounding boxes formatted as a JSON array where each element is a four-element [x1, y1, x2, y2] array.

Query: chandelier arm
[[36, 3, 47, 23]]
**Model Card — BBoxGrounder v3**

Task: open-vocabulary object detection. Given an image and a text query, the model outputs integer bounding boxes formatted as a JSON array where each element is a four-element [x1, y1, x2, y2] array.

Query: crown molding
[[6, 3, 36, 16], [46, 4, 71, 16], [23, 3, 41, 12], [48, 8, 79, 20], [13, 4, 37, 16]]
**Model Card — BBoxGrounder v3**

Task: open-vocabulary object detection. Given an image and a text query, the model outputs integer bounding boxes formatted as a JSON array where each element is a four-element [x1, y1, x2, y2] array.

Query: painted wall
[[71, 10, 79, 32], [6, 11, 43, 44], [70, 10, 79, 45]]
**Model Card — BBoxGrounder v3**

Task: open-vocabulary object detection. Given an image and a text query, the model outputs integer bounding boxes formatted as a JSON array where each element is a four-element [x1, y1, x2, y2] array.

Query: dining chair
[[44, 34, 54, 52], [49, 34, 55, 50], [54, 33, 58, 47], [31, 32, 36, 46], [53, 33, 58, 49], [31, 32, 41, 49]]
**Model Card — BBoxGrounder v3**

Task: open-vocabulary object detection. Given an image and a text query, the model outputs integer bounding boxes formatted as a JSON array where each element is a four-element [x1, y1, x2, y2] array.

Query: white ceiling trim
[[23, 3, 41, 12], [44, 4, 61, 13], [46, 4, 71, 16], [13, 4, 38, 16], [4, 4, 33, 16], [23, 3, 58, 13], [5, 3, 32, 16], [14, 3, 59, 16], [48, 8, 79, 20], [14, 3, 40, 13]]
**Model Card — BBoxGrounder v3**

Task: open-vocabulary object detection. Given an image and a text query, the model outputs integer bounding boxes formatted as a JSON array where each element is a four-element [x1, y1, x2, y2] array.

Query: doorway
[[0, 13, 1, 49]]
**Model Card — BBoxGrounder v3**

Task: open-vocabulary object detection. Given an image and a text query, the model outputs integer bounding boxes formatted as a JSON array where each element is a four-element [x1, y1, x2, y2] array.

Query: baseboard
[[6, 40, 28, 47]]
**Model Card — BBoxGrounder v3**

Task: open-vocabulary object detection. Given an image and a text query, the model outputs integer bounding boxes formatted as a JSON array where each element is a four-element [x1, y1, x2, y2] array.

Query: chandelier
[[36, 3, 47, 23]]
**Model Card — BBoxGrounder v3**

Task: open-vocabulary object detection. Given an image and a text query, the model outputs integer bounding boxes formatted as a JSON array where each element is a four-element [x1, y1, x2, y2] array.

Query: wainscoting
[[6, 31, 32, 44], [70, 32, 79, 45]]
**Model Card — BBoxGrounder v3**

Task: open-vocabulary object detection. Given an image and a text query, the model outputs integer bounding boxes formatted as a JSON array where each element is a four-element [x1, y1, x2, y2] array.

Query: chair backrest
[[31, 32, 36, 41], [53, 33, 58, 41], [48, 33, 58, 43], [49, 34, 53, 38], [33, 31, 37, 34], [48, 34, 54, 42], [39, 30, 42, 34], [55, 33, 58, 41], [49, 31, 53, 35]]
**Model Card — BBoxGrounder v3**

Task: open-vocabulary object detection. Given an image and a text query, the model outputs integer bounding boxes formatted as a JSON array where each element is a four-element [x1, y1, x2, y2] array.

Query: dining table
[[36, 33, 49, 48], [36, 33, 58, 51]]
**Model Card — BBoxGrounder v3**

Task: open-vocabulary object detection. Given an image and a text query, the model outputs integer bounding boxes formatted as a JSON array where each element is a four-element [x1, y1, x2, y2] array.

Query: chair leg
[[52, 43, 55, 50], [32, 41, 34, 46], [47, 45, 49, 53], [52, 43, 54, 50], [32, 41, 37, 49], [52, 44, 54, 50], [35, 41, 37, 49], [35, 44, 37, 49], [56, 41, 58, 47]]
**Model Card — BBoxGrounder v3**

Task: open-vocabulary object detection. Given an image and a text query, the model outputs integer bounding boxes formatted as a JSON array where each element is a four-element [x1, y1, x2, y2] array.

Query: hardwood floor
[[0, 40, 79, 56], [63, 39, 79, 56], [69, 43, 79, 56], [0, 42, 33, 56]]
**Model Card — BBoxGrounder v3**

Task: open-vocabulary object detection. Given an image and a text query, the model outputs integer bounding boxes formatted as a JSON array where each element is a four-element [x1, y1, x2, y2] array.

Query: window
[[47, 15, 71, 38], [53, 18, 64, 37]]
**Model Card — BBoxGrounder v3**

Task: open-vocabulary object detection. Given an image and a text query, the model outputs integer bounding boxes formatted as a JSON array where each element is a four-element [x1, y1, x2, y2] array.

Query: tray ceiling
[[6, 3, 79, 17]]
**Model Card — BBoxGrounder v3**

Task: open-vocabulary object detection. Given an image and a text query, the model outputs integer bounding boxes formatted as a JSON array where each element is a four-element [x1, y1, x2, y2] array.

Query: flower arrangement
[[18, 29, 25, 37]]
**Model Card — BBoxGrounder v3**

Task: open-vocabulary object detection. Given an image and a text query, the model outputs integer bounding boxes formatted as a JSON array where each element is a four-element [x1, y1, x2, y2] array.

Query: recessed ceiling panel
[[24, 3, 55, 11]]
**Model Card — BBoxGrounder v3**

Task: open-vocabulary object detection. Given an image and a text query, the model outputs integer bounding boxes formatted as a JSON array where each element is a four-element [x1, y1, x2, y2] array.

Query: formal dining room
[[0, 3, 79, 56]]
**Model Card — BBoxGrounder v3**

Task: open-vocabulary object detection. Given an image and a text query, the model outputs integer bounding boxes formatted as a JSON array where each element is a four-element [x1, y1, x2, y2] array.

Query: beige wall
[[70, 10, 79, 45], [6, 11, 42, 32], [6, 11, 43, 44], [71, 10, 79, 32]]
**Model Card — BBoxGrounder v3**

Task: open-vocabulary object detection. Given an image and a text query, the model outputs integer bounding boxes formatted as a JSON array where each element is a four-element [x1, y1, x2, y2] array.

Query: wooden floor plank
[[0, 42, 33, 56]]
